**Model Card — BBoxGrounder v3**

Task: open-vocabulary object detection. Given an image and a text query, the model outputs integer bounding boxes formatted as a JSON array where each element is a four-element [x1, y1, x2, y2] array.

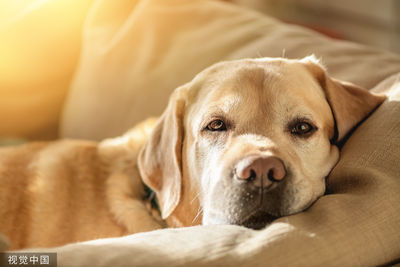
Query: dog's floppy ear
[[302, 57, 386, 142], [138, 87, 187, 219]]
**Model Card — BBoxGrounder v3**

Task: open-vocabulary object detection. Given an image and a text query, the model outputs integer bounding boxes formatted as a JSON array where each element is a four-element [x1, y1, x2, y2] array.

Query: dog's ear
[[138, 87, 187, 219], [302, 57, 386, 142]]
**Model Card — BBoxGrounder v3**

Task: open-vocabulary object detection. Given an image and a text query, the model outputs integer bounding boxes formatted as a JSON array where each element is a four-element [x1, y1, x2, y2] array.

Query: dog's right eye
[[206, 119, 227, 131]]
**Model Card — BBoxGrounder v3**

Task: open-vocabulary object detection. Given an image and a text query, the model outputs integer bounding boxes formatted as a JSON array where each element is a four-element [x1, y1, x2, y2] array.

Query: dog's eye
[[206, 119, 227, 131], [291, 121, 315, 136]]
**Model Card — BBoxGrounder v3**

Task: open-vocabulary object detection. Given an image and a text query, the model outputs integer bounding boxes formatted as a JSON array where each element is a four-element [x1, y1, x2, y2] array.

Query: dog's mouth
[[239, 210, 278, 230]]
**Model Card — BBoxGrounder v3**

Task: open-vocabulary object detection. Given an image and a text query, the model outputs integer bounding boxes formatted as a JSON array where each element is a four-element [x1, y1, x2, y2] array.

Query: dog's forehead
[[188, 58, 326, 115]]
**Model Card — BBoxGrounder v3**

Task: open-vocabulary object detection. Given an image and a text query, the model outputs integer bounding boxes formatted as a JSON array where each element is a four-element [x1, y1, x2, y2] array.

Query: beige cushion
[[0, 0, 94, 139], [60, 0, 400, 140], [21, 77, 400, 266]]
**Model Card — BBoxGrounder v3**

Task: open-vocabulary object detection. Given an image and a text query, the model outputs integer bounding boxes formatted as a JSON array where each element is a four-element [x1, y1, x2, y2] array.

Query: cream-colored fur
[[0, 118, 163, 250]]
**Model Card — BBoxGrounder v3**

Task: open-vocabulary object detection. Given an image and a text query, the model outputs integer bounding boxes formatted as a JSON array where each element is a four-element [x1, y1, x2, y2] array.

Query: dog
[[138, 56, 386, 229], [0, 56, 385, 250]]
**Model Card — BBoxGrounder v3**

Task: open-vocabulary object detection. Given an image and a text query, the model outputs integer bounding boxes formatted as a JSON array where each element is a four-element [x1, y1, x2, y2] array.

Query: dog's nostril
[[268, 170, 274, 181], [268, 169, 281, 182], [248, 170, 257, 181]]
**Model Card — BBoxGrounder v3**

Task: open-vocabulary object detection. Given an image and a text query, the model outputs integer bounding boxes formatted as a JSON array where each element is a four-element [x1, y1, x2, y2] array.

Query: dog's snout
[[235, 155, 286, 187]]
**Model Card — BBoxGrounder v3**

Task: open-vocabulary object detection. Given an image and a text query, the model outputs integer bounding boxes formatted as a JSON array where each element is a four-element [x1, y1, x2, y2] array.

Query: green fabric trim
[[144, 185, 160, 213]]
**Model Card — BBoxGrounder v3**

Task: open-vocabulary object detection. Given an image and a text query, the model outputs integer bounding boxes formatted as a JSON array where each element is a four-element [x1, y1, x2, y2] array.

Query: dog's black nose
[[235, 155, 286, 187]]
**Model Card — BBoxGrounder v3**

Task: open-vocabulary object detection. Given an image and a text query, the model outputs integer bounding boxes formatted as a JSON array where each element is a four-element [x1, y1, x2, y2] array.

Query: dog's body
[[0, 57, 385, 250], [0, 119, 163, 250]]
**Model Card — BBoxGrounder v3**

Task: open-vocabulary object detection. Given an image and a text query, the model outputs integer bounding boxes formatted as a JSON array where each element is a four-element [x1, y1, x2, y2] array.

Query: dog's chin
[[238, 211, 278, 230], [203, 211, 277, 230]]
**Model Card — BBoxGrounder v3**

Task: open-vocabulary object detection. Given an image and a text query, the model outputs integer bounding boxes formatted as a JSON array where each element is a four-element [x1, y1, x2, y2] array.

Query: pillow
[[0, 0, 94, 139], [21, 77, 400, 266], [60, 0, 400, 140]]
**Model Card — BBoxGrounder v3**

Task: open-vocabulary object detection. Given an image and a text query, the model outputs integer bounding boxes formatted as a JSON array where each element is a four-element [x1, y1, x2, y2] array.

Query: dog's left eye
[[291, 121, 315, 136], [206, 119, 227, 131]]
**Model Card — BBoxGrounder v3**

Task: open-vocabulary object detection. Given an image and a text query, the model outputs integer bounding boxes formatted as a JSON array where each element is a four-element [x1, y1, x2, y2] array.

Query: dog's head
[[138, 57, 386, 229]]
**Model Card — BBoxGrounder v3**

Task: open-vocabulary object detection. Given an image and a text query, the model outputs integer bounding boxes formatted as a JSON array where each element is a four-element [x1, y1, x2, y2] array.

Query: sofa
[[1, 0, 400, 266]]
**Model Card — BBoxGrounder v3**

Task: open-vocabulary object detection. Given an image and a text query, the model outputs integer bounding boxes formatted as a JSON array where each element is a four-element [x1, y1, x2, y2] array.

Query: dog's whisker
[[259, 175, 264, 206], [281, 48, 286, 58], [192, 206, 203, 224], [190, 192, 201, 204]]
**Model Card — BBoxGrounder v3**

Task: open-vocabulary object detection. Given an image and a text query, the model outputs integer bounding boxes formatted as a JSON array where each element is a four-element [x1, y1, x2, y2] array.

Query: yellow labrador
[[0, 56, 384, 250], [138, 56, 386, 229]]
